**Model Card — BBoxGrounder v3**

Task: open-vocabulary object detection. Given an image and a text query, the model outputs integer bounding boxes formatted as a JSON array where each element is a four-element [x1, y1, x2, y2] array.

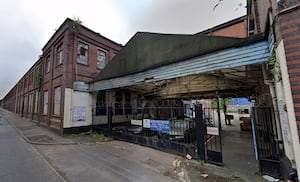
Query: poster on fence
[[73, 106, 86, 121], [150, 120, 170, 132]]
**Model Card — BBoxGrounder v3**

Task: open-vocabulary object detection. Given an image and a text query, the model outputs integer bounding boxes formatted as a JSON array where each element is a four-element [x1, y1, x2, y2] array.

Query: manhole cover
[[27, 135, 54, 142]]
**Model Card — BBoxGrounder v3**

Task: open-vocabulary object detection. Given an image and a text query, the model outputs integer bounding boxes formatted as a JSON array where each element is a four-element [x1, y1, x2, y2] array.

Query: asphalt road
[[0, 112, 178, 182], [0, 116, 62, 182], [35, 141, 178, 182]]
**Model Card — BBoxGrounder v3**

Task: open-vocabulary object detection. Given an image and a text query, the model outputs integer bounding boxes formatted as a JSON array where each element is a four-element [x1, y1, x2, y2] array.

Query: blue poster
[[150, 120, 170, 132]]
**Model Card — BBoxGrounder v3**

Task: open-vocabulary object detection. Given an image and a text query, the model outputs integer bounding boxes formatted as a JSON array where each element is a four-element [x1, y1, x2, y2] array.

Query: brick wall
[[280, 5, 300, 141], [207, 20, 247, 38], [1, 18, 122, 132]]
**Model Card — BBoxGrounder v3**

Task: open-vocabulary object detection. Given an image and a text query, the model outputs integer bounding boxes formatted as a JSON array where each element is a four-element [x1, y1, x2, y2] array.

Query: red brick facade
[[1, 18, 122, 132], [279, 4, 300, 140], [198, 16, 247, 38], [207, 21, 247, 38]]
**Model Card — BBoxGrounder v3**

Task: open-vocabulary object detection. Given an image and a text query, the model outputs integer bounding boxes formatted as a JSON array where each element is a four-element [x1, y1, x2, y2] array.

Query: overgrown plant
[[268, 52, 282, 81], [34, 65, 41, 89], [70, 17, 82, 33]]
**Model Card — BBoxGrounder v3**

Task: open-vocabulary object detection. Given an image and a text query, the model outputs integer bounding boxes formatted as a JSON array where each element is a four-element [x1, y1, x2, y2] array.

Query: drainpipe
[[262, 64, 283, 151]]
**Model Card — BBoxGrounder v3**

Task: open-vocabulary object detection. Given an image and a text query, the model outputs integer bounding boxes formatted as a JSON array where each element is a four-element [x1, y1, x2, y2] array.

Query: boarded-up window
[[28, 93, 33, 113], [43, 91, 48, 114], [24, 95, 28, 113], [54, 87, 61, 116], [97, 50, 106, 69], [34, 91, 39, 113], [77, 42, 88, 64]]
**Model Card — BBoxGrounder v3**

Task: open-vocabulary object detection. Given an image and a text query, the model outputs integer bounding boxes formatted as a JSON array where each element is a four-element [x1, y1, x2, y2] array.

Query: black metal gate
[[94, 105, 198, 158], [252, 106, 281, 178], [195, 104, 223, 165], [93, 103, 223, 164]]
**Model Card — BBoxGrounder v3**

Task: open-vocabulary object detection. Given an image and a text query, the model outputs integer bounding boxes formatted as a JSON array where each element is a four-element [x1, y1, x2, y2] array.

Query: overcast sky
[[0, 0, 246, 99]]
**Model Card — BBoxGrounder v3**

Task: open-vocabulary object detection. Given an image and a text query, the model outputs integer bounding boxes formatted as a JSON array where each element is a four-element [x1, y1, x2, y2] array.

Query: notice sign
[[130, 119, 150, 128], [143, 119, 150, 128], [207, 127, 219, 136], [73, 106, 86, 121], [150, 120, 170, 132]]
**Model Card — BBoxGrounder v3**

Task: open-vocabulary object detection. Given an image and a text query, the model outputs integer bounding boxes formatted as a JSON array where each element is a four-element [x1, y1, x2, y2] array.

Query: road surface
[[0, 116, 62, 182]]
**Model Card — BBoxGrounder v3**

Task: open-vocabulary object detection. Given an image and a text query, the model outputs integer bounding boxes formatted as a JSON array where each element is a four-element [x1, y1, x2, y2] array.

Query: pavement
[[0, 108, 271, 182], [0, 108, 75, 145]]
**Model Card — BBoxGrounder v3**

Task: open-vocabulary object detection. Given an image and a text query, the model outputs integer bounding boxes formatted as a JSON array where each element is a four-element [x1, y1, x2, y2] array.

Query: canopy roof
[[92, 32, 265, 82]]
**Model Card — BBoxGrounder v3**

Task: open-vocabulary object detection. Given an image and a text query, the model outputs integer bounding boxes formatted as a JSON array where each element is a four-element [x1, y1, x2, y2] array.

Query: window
[[43, 91, 48, 114], [46, 57, 51, 73], [125, 92, 132, 114], [24, 95, 28, 113], [56, 44, 63, 65], [28, 94, 33, 113], [54, 87, 61, 116], [77, 42, 88, 64], [137, 94, 143, 114], [97, 50, 106, 69], [115, 91, 123, 115], [96, 91, 106, 115], [34, 91, 39, 113]]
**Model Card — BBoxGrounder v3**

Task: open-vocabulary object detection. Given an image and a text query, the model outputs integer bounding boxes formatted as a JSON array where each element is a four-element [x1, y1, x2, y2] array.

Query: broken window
[[56, 44, 63, 65], [54, 87, 61, 116], [77, 42, 88, 65], [96, 91, 106, 115], [97, 50, 106, 69]]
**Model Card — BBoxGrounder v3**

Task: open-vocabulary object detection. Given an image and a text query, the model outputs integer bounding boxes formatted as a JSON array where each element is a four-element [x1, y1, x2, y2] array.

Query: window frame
[[46, 56, 51, 73], [43, 91, 48, 115], [53, 86, 61, 116], [96, 49, 107, 70], [56, 44, 63, 65], [77, 41, 89, 65], [34, 91, 39, 114]]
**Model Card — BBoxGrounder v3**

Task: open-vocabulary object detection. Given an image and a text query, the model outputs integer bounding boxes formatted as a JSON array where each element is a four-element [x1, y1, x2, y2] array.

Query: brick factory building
[[1, 18, 122, 133]]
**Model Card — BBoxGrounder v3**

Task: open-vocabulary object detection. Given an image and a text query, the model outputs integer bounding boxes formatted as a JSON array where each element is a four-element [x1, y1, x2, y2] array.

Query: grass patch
[[64, 131, 112, 142], [63, 133, 82, 139], [90, 132, 112, 142]]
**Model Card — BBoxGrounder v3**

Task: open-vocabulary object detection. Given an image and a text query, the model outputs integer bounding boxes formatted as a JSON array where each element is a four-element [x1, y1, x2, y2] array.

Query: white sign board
[[143, 119, 150, 128], [73, 106, 86, 121], [131, 120, 142, 126], [207, 127, 219, 136], [130, 119, 150, 128]]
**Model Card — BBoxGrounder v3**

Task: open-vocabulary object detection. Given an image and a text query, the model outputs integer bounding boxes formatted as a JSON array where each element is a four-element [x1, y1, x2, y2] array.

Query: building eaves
[[91, 31, 265, 83], [42, 18, 122, 51]]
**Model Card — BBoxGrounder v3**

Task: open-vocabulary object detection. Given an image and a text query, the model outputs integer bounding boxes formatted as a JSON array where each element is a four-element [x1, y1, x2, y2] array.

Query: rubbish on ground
[[262, 175, 279, 182], [186, 154, 192, 160], [201, 174, 208, 178]]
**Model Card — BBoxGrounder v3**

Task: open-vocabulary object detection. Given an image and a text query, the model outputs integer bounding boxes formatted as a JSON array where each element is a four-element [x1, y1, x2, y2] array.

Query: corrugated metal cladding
[[90, 40, 271, 92]]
